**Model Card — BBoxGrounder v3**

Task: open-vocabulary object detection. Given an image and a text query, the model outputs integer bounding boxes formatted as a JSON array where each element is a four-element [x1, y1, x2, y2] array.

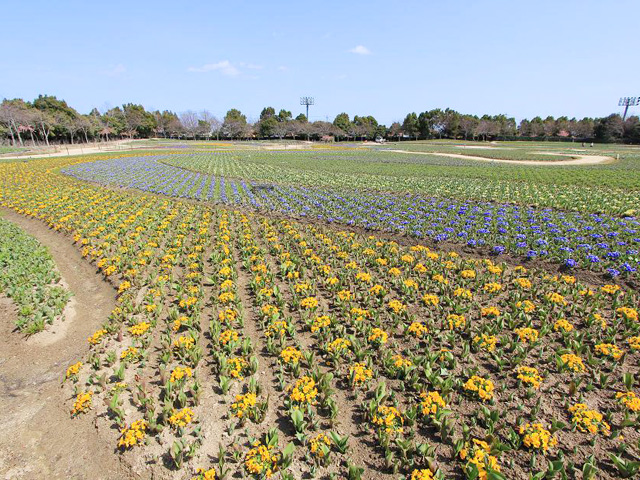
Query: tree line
[[1, 95, 639, 146]]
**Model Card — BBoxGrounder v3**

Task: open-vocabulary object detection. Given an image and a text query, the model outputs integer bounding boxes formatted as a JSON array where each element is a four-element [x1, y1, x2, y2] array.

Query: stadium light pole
[[619, 96, 640, 121], [300, 97, 314, 121]]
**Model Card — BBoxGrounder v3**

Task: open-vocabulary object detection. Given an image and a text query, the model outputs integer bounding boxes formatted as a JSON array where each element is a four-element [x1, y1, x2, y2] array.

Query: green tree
[[277, 109, 292, 122], [259, 116, 278, 137], [333, 112, 352, 139], [402, 112, 419, 140], [260, 107, 276, 120]]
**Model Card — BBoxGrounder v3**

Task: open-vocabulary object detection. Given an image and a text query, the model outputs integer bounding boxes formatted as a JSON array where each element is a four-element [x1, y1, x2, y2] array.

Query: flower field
[[62, 152, 640, 280], [1, 146, 639, 479]]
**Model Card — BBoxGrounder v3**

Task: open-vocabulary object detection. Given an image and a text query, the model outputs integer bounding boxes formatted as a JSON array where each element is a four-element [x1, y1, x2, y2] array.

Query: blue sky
[[1, 0, 638, 124]]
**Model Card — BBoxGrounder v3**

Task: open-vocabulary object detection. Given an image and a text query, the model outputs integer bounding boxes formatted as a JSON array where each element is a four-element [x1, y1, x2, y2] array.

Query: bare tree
[[75, 116, 94, 143], [56, 112, 78, 144], [199, 110, 221, 140], [180, 110, 199, 139], [0, 101, 28, 146], [33, 109, 54, 146], [459, 116, 478, 140]]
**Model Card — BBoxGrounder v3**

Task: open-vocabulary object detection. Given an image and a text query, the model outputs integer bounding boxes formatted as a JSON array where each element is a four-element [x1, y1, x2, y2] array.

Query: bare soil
[[387, 149, 615, 165], [0, 210, 136, 480]]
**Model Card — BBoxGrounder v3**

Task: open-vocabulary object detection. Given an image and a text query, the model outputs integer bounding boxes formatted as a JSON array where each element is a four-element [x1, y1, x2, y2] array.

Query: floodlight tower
[[619, 96, 640, 121], [300, 96, 314, 121]]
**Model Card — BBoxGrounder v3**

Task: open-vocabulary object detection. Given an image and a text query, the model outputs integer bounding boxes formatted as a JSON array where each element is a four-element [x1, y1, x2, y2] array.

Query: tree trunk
[[29, 129, 36, 146], [40, 122, 50, 146], [7, 123, 16, 146], [11, 120, 23, 146]]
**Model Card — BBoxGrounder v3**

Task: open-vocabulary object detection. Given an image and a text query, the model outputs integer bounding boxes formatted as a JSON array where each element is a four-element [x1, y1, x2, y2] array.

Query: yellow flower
[[516, 366, 543, 389], [356, 271, 372, 283], [372, 405, 404, 434], [280, 346, 302, 365], [419, 391, 446, 418], [464, 376, 494, 401], [616, 391, 640, 412], [391, 354, 412, 369], [266, 320, 288, 338], [368, 327, 388, 345], [560, 353, 585, 373], [231, 392, 257, 418], [300, 296, 319, 310], [228, 357, 249, 379], [244, 441, 280, 478], [515, 327, 539, 344], [288, 376, 318, 405], [170, 366, 193, 383], [66, 361, 82, 379], [473, 334, 497, 352], [120, 346, 139, 361], [461, 439, 500, 480], [338, 289, 353, 301], [553, 319, 573, 333], [218, 291, 235, 305], [601, 284, 621, 294], [447, 314, 466, 331], [309, 433, 331, 458], [514, 278, 532, 289], [461, 269, 476, 279], [617, 307, 638, 322], [407, 321, 428, 338], [410, 470, 435, 480], [545, 292, 567, 305], [569, 404, 610, 436], [173, 335, 195, 351], [128, 322, 151, 336], [594, 343, 623, 360], [192, 468, 217, 480], [327, 337, 351, 355], [483, 282, 502, 293], [219, 329, 239, 345], [88, 329, 107, 345], [169, 407, 195, 428], [481, 307, 500, 318], [369, 284, 385, 297], [421, 293, 439, 306], [519, 423, 557, 453], [71, 391, 93, 416], [311, 315, 331, 333], [349, 361, 373, 387], [261, 304, 279, 317], [454, 287, 472, 299], [388, 299, 407, 314], [516, 300, 535, 313], [118, 419, 147, 449]]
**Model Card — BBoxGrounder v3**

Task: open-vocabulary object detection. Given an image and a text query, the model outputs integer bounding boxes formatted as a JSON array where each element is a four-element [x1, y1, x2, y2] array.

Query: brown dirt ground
[[0, 210, 137, 480]]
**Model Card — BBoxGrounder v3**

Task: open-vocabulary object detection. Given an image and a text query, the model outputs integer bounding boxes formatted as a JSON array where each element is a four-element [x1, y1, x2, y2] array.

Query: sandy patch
[[387, 149, 614, 165]]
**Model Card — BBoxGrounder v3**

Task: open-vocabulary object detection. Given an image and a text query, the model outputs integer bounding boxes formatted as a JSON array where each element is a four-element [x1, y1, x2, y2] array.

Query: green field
[[158, 143, 640, 214]]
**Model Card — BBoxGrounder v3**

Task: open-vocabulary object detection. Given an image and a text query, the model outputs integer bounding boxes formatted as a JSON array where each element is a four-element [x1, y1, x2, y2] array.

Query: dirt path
[[0, 209, 136, 480], [0, 140, 134, 160], [387, 149, 614, 165]]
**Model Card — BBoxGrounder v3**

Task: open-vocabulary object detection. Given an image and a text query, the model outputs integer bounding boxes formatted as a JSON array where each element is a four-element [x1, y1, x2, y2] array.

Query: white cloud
[[104, 64, 126, 77], [277, 65, 289, 71], [349, 45, 371, 55], [239, 62, 263, 70], [188, 60, 240, 76]]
